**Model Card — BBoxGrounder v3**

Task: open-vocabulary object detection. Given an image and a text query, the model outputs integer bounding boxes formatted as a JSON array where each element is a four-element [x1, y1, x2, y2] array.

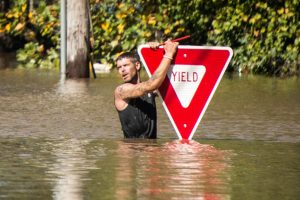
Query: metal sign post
[[60, 0, 67, 78]]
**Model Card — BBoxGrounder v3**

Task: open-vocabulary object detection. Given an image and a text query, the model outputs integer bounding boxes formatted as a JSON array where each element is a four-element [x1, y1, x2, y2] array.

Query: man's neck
[[130, 73, 140, 84]]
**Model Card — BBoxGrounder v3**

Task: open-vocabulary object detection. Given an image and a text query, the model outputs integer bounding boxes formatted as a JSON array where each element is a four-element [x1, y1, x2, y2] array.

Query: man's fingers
[[148, 42, 160, 49]]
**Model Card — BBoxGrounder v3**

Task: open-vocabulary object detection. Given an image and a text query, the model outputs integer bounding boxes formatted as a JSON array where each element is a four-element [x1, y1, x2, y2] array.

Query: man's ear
[[135, 61, 141, 71]]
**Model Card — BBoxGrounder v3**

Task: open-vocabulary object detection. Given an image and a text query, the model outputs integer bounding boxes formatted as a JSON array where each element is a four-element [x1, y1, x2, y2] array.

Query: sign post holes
[[138, 45, 233, 140]]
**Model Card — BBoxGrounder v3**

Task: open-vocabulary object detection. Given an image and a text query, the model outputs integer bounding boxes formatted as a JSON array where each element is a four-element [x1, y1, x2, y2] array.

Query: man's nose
[[121, 66, 126, 72]]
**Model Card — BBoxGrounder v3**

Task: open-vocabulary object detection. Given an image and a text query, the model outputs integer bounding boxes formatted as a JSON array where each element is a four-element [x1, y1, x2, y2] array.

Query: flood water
[[0, 65, 299, 199]]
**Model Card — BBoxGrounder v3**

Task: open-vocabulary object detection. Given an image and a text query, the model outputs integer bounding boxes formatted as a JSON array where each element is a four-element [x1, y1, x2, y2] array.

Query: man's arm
[[115, 40, 178, 100]]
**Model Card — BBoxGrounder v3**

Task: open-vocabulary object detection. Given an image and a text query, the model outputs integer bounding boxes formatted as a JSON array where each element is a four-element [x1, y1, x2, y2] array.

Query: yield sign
[[138, 45, 233, 140]]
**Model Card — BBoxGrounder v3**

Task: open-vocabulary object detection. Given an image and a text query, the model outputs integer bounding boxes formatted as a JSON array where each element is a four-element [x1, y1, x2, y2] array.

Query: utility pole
[[65, 0, 90, 78]]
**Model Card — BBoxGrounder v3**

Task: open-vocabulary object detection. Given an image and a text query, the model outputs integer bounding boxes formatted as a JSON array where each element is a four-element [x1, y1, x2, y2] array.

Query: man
[[114, 40, 179, 138]]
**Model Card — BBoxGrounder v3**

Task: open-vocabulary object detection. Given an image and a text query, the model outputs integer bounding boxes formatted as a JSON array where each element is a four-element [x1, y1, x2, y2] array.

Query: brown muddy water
[[0, 64, 299, 199]]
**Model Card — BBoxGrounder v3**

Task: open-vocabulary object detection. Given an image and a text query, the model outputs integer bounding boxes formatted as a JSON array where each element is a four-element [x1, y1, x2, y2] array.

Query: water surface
[[0, 68, 299, 199]]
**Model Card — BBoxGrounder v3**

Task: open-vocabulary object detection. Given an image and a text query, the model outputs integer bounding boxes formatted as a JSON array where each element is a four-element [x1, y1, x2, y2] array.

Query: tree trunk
[[66, 0, 90, 78]]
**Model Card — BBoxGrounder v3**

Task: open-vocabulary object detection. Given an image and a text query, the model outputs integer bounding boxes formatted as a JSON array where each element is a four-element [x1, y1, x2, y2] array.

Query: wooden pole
[[66, 0, 90, 78]]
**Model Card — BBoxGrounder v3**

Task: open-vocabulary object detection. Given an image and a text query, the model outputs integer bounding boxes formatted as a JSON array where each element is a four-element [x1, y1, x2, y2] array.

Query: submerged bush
[[0, 0, 59, 68]]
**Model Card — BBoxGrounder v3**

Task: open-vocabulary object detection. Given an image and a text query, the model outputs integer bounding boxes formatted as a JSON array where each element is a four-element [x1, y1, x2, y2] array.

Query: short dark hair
[[116, 51, 140, 64]]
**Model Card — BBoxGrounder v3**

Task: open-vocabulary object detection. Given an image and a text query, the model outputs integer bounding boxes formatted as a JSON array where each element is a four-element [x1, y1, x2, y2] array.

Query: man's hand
[[148, 40, 178, 58], [163, 39, 179, 58], [148, 41, 160, 49]]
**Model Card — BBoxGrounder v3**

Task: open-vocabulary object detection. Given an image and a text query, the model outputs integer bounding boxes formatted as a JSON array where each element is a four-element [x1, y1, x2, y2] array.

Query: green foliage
[[0, 0, 60, 68], [90, 0, 186, 67], [207, 1, 300, 76], [0, 0, 27, 39], [1, 0, 299, 76], [91, 0, 299, 76], [16, 42, 59, 68]]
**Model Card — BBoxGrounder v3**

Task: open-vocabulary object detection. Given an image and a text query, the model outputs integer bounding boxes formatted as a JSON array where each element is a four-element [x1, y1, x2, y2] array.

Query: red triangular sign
[[138, 45, 233, 140]]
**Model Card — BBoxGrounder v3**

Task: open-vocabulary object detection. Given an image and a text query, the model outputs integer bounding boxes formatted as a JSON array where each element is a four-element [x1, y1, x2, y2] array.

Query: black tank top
[[118, 93, 157, 139]]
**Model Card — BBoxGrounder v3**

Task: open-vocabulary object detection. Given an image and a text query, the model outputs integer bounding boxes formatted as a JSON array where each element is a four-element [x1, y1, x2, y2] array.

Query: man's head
[[116, 52, 141, 83]]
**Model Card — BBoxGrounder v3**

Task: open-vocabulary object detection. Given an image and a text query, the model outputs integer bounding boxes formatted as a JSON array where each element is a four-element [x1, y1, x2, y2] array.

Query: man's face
[[116, 58, 140, 83]]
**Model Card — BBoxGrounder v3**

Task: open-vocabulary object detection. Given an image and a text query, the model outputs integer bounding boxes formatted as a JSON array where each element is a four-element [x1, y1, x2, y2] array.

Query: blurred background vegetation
[[0, 0, 299, 76]]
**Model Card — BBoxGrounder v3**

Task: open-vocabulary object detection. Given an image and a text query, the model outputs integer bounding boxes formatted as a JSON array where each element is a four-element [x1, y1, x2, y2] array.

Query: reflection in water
[[0, 137, 299, 199], [47, 139, 96, 200], [115, 140, 231, 200], [161, 140, 229, 200], [56, 78, 89, 97]]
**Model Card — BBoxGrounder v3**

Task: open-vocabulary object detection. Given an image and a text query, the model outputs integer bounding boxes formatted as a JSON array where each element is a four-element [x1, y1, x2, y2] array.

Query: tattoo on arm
[[117, 86, 124, 99], [117, 70, 163, 99], [118, 86, 123, 92], [151, 72, 159, 81], [118, 84, 145, 99], [138, 86, 144, 93]]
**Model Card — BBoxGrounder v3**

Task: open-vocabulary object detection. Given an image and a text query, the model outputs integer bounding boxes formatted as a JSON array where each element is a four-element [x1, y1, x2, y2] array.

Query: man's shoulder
[[114, 83, 131, 95], [114, 84, 132, 111], [115, 82, 137, 91]]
